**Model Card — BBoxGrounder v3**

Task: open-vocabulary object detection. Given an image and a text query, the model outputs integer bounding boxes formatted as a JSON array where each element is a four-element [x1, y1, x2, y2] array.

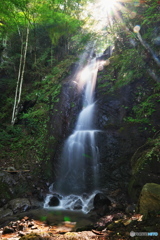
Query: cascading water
[[44, 55, 100, 213]]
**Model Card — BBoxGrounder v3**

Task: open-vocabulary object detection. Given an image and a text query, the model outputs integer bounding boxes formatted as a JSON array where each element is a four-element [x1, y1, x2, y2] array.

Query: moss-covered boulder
[[138, 183, 160, 219], [7, 198, 31, 214], [128, 136, 160, 201]]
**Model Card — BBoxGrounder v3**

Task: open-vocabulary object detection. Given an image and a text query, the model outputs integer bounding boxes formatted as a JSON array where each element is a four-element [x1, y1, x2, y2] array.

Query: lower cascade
[[44, 57, 100, 213]]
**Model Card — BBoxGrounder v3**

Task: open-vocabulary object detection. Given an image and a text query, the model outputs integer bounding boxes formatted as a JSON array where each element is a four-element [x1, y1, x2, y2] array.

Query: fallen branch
[[3, 170, 30, 173], [92, 229, 104, 235]]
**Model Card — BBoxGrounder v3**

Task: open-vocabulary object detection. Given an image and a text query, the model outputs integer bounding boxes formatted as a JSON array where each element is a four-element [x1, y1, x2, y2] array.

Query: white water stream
[[44, 57, 100, 213]]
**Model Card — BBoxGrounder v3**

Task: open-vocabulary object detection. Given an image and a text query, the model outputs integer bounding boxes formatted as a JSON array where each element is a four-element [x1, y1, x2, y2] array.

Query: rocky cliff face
[[48, 75, 83, 180], [94, 61, 160, 203]]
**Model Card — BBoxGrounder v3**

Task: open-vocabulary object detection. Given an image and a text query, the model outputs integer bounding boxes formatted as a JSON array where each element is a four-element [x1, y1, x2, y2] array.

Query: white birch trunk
[[11, 40, 23, 125], [17, 26, 29, 105], [11, 26, 30, 125]]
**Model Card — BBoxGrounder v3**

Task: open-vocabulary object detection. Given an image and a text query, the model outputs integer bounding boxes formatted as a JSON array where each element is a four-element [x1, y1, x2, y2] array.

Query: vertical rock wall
[[95, 75, 157, 200]]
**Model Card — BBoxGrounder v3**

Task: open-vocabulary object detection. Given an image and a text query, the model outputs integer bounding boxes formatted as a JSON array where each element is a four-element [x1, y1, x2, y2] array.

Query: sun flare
[[100, 0, 117, 13], [82, 0, 133, 52]]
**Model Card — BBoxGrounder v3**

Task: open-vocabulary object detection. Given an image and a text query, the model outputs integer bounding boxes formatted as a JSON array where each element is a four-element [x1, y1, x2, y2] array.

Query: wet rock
[[0, 171, 16, 184], [18, 231, 26, 237], [125, 204, 136, 214], [22, 216, 29, 221], [48, 195, 60, 207], [0, 208, 13, 219], [3, 226, 15, 234], [4, 198, 43, 215], [138, 183, 160, 219], [31, 225, 38, 230], [18, 223, 25, 231], [73, 199, 83, 210], [11, 222, 18, 230], [0, 172, 16, 205], [28, 221, 34, 228], [0, 198, 7, 208], [29, 198, 43, 208], [93, 193, 111, 216], [7, 198, 31, 213]]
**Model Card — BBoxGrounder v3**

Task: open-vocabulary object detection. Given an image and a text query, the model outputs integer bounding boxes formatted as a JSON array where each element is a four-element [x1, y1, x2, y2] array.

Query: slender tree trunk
[[11, 42, 23, 125], [17, 26, 29, 104], [11, 25, 30, 125], [33, 19, 37, 65]]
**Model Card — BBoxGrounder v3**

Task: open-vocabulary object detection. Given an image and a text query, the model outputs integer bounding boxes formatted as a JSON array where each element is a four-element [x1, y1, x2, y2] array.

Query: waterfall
[[44, 56, 100, 213]]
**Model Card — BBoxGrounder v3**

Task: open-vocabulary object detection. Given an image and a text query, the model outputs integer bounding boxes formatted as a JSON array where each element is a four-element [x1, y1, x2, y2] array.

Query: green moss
[[139, 183, 160, 219], [131, 137, 160, 175], [128, 136, 160, 201], [20, 233, 43, 240]]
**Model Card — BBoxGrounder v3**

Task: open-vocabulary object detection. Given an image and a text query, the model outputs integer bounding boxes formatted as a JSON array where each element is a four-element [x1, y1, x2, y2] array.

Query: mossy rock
[[20, 233, 44, 240], [128, 136, 160, 201], [138, 183, 160, 219], [131, 137, 160, 176]]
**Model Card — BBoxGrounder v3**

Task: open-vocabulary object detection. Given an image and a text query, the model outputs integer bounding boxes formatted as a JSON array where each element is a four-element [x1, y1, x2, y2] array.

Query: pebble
[[31, 225, 38, 230], [18, 231, 26, 236]]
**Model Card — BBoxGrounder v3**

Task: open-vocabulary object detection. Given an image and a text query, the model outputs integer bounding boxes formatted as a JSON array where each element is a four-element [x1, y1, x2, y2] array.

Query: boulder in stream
[[93, 193, 111, 216], [48, 195, 60, 207]]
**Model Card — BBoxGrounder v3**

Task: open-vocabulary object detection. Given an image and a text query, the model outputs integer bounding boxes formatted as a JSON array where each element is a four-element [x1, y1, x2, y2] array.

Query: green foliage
[[0, 125, 22, 144], [128, 133, 160, 201], [38, 10, 82, 45], [131, 135, 160, 176], [0, 2, 81, 172], [113, 49, 145, 88], [142, 0, 160, 27], [98, 47, 160, 131], [97, 49, 145, 94], [125, 88, 160, 128], [0, 45, 79, 177]]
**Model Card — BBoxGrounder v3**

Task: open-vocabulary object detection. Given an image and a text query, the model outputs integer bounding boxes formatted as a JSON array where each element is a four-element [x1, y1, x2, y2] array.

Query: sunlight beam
[[98, 0, 118, 13]]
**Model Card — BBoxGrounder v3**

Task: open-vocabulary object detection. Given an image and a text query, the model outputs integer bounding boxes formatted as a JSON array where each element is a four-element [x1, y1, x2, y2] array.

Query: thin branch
[[147, 68, 160, 83], [137, 32, 160, 67]]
